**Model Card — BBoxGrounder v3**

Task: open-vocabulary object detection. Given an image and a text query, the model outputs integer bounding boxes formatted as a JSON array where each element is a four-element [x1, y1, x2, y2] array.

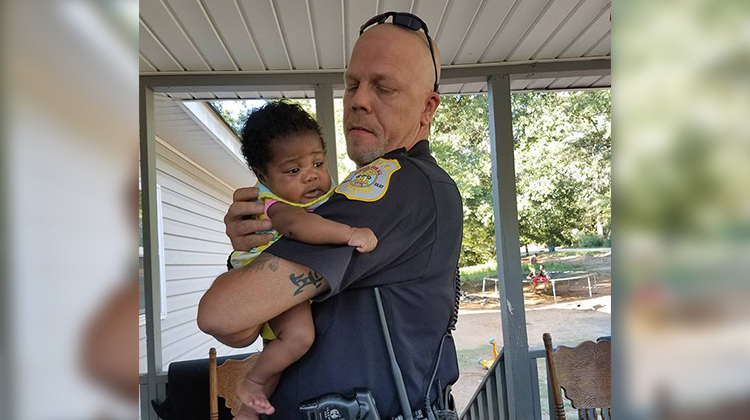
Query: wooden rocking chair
[[543, 333, 611, 420], [208, 348, 260, 420]]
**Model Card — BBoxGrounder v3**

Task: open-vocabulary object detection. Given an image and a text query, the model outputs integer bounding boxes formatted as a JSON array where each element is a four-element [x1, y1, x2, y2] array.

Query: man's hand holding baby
[[225, 187, 275, 251]]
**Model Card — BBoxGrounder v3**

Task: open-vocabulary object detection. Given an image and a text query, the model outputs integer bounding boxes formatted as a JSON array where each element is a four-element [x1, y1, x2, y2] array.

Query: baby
[[230, 101, 377, 417]]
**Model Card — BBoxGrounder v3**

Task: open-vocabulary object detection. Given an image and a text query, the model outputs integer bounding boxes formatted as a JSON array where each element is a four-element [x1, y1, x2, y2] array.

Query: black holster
[[433, 384, 458, 420]]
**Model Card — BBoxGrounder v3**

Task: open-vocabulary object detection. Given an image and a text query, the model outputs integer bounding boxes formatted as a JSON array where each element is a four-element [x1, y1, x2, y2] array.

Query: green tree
[[431, 91, 611, 265], [212, 101, 252, 134], [514, 91, 611, 246], [432, 95, 496, 266]]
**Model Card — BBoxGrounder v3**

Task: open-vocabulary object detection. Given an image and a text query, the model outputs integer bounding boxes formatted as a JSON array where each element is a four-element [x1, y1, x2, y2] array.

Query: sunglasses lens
[[393, 15, 422, 31]]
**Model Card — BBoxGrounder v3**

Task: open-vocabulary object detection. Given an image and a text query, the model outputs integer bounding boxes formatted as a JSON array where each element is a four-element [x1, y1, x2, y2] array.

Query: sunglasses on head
[[359, 12, 440, 92]]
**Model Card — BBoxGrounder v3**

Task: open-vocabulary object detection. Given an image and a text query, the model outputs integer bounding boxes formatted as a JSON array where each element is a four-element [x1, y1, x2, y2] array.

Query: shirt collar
[[382, 139, 430, 159]]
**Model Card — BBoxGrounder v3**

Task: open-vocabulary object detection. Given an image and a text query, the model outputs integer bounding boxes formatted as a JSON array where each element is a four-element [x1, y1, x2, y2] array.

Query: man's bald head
[[357, 23, 441, 92], [343, 20, 442, 166]]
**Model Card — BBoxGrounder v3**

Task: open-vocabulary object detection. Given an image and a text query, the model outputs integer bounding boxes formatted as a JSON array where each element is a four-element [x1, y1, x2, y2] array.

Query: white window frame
[[139, 184, 168, 326]]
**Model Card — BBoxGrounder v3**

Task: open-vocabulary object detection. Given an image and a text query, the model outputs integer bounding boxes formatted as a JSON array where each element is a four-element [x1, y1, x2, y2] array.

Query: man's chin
[[348, 146, 384, 167], [346, 137, 386, 166]]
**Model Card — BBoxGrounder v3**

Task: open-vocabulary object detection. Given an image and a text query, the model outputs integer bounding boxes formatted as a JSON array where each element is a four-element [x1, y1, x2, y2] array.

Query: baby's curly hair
[[240, 101, 325, 176]]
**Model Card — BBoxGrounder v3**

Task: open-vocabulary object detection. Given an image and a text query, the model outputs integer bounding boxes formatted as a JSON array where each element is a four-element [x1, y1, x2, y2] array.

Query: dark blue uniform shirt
[[266, 140, 463, 419]]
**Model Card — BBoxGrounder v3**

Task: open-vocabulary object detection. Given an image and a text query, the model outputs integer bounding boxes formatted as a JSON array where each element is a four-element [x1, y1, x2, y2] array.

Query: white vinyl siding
[[139, 139, 261, 374]]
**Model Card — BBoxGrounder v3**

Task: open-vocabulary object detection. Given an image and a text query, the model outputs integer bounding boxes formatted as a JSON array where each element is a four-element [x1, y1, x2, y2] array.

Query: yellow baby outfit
[[229, 182, 335, 340]]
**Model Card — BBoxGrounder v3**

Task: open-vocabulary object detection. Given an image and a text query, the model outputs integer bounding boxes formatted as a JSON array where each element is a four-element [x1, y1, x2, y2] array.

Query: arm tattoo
[[289, 270, 324, 296], [243, 253, 279, 273]]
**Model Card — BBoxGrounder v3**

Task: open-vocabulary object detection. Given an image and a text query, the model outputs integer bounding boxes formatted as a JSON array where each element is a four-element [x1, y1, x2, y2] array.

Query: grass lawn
[[457, 347, 494, 373], [560, 249, 609, 255], [460, 251, 607, 293], [536, 249, 610, 257]]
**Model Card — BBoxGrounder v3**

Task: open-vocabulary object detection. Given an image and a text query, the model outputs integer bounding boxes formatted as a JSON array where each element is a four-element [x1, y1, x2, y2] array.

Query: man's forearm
[[197, 253, 330, 341]]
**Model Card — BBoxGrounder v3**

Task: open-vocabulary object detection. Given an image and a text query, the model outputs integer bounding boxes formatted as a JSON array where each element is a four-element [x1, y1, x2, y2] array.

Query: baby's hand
[[348, 227, 378, 253]]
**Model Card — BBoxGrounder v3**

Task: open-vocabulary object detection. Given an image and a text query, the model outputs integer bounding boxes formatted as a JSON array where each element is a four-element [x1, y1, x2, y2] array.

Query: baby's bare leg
[[253, 302, 314, 382], [238, 302, 314, 414]]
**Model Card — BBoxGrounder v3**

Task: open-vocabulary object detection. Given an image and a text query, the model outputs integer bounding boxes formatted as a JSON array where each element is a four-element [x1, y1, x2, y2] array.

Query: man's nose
[[349, 83, 373, 113]]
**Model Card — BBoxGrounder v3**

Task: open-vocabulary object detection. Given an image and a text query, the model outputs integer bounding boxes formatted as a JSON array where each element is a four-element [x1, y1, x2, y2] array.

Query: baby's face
[[263, 131, 332, 204]]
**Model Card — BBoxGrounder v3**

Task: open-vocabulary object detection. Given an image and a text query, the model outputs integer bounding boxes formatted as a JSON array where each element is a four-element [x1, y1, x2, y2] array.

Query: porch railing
[[460, 348, 554, 420], [140, 373, 167, 420]]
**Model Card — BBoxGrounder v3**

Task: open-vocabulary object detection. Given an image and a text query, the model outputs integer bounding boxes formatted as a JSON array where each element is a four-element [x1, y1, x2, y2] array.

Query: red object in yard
[[531, 275, 549, 286]]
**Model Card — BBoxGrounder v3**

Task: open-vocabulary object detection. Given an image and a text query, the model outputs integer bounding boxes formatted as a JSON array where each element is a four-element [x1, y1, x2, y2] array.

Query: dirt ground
[[451, 251, 612, 413]]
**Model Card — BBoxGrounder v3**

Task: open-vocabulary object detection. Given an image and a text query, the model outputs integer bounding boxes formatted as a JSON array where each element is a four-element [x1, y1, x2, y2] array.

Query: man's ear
[[421, 92, 441, 126]]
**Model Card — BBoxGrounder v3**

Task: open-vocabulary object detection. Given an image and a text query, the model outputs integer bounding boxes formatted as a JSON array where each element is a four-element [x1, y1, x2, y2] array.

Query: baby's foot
[[238, 376, 276, 415]]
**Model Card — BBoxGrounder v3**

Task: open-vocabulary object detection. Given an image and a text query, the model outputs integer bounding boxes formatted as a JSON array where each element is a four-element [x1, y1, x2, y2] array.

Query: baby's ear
[[254, 170, 267, 183]]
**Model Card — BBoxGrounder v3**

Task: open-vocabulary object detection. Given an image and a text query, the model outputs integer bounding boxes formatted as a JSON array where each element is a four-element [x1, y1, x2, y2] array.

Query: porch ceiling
[[139, 0, 610, 99]]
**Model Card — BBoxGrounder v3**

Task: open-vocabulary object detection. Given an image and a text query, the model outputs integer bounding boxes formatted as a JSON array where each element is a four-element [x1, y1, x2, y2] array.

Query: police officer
[[198, 14, 462, 420]]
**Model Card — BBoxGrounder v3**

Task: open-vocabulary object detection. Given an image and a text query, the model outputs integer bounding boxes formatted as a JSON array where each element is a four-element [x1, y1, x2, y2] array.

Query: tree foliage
[[431, 91, 611, 266], [431, 95, 496, 266], [514, 91, 611, 247], [212, 101, 250, 135]]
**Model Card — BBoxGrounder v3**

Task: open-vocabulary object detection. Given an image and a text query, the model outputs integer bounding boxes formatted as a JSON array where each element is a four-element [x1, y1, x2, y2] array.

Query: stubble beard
[[347, 137, 388, 167]]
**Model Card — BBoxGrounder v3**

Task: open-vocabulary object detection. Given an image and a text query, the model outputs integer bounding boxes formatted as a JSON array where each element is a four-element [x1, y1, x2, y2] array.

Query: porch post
[[487, 74, 535, 419], [140, 82, 163, 419], [314, 83, 338, 184]]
